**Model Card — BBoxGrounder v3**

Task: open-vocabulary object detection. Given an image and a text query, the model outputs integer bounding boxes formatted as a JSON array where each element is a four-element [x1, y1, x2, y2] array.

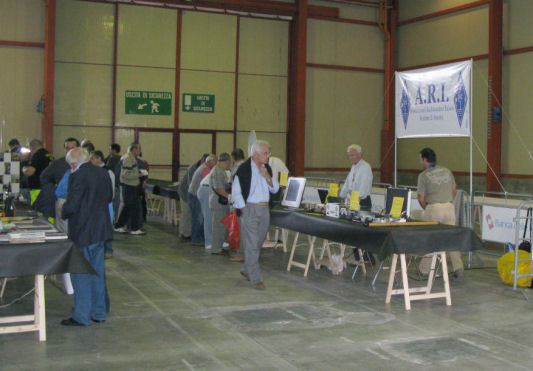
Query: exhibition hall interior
[[2, 0, 533, 369]]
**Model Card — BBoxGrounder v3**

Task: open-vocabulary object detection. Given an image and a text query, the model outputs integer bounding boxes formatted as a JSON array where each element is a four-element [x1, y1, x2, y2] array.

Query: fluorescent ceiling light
[[226, 10, 249, 16], [166, 3, 194, 9], [134, 0, 163, 6], [196, 7, 224, 12]]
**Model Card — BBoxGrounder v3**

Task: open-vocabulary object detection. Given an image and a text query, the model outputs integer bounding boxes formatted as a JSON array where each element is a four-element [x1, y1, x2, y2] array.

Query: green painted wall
[[306, 17, 384, 171], [0, 0, 45, 149]]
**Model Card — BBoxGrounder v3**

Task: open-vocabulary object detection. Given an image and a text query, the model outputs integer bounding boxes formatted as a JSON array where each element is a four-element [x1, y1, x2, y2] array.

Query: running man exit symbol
[[125, 90, 171, 115]]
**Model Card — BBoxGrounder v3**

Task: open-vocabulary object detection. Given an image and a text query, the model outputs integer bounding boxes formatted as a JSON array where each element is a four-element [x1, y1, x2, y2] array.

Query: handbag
[[518, 207, 532, 253], [211, 184, 228, 205]]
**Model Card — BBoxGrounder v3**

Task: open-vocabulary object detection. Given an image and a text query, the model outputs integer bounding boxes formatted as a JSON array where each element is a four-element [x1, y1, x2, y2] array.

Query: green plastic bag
[[497, 250, 533, 287]]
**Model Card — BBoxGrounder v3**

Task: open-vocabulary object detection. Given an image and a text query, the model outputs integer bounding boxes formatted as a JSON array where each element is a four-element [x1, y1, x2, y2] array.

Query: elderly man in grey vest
[[232, 140, 279, 290]]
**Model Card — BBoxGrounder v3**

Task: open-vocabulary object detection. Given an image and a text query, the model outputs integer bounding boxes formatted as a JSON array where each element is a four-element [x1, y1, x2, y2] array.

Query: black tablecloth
[[271, 208, 484, 260], [0, 240, 95, 277], [146, 179, 180, 200]]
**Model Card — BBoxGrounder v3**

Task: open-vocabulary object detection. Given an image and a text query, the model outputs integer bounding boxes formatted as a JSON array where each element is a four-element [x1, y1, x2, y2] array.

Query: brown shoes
[[240, 272, 250, 281], [230, 254, 244, 262], [253, 282, 266, 290], [212, 249, 229, 256], [240, 273, 264, 290]]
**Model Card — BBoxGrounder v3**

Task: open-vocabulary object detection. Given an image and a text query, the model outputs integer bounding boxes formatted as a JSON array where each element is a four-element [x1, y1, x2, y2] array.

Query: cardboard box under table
[[270, 208, 483, 310]]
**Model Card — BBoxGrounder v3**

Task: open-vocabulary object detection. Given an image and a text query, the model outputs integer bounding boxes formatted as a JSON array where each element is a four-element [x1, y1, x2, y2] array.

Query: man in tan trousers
[[417, 147, 464, 280]]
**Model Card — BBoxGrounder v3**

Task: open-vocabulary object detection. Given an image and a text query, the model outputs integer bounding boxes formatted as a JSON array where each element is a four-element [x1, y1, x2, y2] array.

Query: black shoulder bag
[[211, 184, 228, 205]]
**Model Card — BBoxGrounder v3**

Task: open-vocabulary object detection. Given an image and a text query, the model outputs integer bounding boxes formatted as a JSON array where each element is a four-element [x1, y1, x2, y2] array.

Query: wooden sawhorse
[[0, 274, 46, 341], [286, 232, 361, 276], [385, 251, 451, 310]]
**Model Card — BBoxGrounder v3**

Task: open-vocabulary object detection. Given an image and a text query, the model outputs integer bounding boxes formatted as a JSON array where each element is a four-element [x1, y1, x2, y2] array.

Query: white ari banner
[[395, 60, 472, 138]]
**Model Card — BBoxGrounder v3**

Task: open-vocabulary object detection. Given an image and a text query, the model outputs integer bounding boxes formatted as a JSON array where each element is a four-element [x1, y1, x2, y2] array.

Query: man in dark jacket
[[35, 137, 79, 221], [22, 139, 53, 205], [60, 147, 113, 326], [105, 143, 121, 177]]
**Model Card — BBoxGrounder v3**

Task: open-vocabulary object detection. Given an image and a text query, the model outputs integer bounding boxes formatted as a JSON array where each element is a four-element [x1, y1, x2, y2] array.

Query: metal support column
[[486, 0, 503, 192]]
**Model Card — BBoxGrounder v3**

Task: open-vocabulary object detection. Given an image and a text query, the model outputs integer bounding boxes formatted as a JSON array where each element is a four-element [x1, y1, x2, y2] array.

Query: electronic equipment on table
[[291, 184, 427, 227], [281, 177, 306, 209]]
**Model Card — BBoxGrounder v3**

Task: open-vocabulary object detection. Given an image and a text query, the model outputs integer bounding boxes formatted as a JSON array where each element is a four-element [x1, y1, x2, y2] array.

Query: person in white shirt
[[232, 140, 279, 290], [339, 144, 375, 264], [339, 144, 373, 211]]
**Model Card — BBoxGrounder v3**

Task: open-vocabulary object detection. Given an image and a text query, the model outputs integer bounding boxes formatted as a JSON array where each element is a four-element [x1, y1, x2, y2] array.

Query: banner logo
[[486, 214, 494, 230], [454, 74, 468, 128], [400, 85, 410, 129]]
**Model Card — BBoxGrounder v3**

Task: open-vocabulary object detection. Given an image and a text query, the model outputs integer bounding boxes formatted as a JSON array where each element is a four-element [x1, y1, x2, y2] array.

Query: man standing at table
[[61, 147, 113, 326], [232, 140, 279, 290], [339, 144, 373, 211], [23, 139, 53, 205], [417, 147, 464, 280], [339, 144, 374, 264], [36, 137, 79, 225]]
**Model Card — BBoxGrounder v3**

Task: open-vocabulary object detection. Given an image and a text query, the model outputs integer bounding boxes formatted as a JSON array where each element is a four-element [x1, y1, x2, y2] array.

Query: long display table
[[270, 208, 484, 309]]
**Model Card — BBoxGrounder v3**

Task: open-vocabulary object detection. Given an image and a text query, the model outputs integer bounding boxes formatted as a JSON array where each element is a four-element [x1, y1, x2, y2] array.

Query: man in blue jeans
[[60, 147, 113, 326], [187, 155, 217, 244]]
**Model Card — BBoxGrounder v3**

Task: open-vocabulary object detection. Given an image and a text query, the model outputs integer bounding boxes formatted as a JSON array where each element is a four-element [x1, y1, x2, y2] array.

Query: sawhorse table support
[[0, 274, 46, 341], [385, 252, 451, 310], [287, 233, 317, 277]]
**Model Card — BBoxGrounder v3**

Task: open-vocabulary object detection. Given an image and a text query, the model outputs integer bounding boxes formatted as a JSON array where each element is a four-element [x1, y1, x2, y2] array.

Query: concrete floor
[[2, 220, 533, 371]]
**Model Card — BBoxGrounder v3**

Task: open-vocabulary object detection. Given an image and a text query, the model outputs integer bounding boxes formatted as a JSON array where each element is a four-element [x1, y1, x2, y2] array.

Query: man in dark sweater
[[22, 139, 53, 205]]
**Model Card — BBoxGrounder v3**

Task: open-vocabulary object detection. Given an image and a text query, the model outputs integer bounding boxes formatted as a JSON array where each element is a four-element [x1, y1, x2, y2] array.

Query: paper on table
[[279, 172, 288, 187], [329, 183, 339, 197], [390, 196, 404, 218], [349, 190, 360, 210]]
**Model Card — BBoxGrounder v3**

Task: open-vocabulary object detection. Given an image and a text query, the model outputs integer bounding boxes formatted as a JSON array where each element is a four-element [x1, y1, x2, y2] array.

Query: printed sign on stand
[[481, 205, 528, 244]]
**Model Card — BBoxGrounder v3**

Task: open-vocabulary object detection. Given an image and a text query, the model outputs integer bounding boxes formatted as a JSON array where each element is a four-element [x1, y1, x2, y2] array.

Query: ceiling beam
[[80, 0, 338, 18]]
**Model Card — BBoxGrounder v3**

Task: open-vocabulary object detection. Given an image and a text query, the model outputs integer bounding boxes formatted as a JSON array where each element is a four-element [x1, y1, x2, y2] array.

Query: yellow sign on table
[[349, 191, 360, 210], [279, 172, 288, 187], [328, 183, 339, 197], [390, 196, 404, 218]]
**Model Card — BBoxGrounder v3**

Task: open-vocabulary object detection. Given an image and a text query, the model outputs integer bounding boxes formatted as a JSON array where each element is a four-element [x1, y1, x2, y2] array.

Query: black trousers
[[116, 185, 140, 231], [356, 195, 374, 261]]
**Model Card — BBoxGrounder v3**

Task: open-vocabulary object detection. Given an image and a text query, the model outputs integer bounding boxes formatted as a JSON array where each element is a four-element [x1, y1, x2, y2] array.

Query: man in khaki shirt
[[417, 147, 464, 279]]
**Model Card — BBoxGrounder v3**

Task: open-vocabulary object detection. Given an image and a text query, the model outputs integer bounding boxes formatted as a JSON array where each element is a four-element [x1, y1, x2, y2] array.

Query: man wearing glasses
[[232, 140, 279, 290]]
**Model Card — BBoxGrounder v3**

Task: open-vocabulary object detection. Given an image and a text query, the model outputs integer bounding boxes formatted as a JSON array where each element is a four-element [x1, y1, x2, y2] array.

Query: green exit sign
[[182, 93, 215, 113], [125, 90, 172, 115]]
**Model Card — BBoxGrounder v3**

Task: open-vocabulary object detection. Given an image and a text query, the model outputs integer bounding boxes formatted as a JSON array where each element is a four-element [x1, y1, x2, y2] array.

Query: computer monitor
[[385, 187, 411, 217], [281, 177, 306, 208]]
